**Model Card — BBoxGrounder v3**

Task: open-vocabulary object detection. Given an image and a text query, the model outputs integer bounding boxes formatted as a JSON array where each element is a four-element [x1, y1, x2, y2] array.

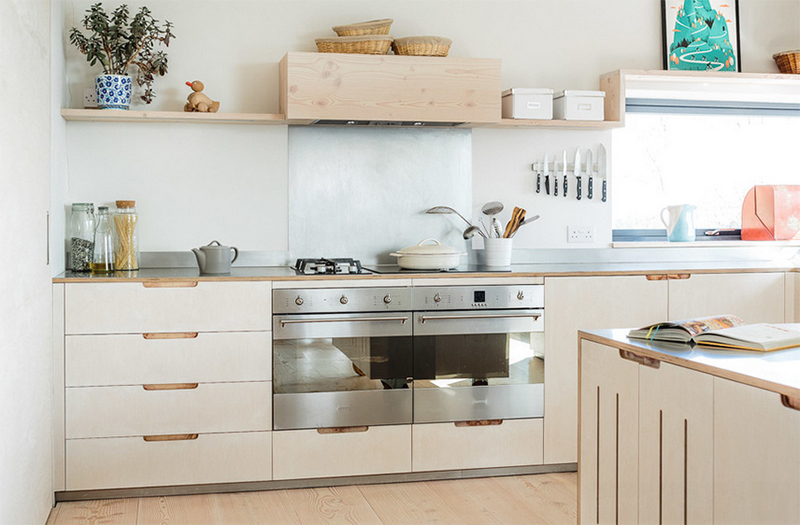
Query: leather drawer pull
[[454, 419, 503, 427], [143, 433, 199, 442], [143, 383, 199, 391], [619, 349, 661, 369], [143, 332, 199, 340], [142, 280, 199, 288], [317, 426, 369, 434], [646, 274, 691, 281], [781, 394, 800, 411]]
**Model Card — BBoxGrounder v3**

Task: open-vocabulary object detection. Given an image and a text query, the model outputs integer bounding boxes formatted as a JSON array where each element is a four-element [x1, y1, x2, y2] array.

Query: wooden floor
[[45, 473, 577, 525]]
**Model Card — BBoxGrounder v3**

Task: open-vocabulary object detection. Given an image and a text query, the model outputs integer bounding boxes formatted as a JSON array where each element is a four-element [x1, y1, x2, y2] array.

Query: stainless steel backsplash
[[288, 127, 473, 264]]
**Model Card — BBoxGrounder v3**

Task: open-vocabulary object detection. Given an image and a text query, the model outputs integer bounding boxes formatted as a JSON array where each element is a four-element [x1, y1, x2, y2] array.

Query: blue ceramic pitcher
[[660, 205, 696, 242]]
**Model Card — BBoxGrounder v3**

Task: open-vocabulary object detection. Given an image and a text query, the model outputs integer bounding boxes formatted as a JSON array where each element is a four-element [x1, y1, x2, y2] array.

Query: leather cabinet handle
[[646, 274, 691, 281], [143, 383, 199, 391], [143, 434, 199, 442], [317, 426, 369, 434], [142, 332, 199, 340], [454, 419, 503, 427], [619, 349, 661, 369], [781, 394, 800, 411], [142, 280, 199, 288]]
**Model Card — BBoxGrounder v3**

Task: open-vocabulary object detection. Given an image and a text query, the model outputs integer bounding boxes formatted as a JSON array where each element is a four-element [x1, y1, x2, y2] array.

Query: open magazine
[[628, 315, 800, 351]]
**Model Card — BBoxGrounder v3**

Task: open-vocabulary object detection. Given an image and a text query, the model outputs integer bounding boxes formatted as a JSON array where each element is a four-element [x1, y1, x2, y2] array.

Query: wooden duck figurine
[[184, 80, 220, 113]]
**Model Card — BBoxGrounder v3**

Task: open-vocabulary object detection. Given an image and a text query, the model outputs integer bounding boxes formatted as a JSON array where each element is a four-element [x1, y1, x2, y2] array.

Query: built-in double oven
[[272, 284, 544, 430]]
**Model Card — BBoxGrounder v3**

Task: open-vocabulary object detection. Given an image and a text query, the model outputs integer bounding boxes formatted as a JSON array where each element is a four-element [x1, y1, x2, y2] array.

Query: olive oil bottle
[[91, 206, 114, 273]]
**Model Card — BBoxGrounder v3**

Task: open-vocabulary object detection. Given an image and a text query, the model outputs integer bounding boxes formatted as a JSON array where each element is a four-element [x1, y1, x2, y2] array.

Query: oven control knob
[[517, 291, 525, 301], [433, 293, 441, 303], [383, 294, 392, 304], [295, 296, 304, 306], [340, 295, 349, 305]]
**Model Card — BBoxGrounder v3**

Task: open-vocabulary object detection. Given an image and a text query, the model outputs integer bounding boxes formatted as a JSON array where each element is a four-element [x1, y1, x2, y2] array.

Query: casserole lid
[[390, 238, 466, 256]]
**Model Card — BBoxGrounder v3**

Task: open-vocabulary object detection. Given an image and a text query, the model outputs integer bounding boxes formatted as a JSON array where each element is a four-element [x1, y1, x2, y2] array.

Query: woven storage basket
[[392, 36, 452, 57], [315, 35, 393, 55], [332, 19, 393, 36], [773, 50, 800, 74]]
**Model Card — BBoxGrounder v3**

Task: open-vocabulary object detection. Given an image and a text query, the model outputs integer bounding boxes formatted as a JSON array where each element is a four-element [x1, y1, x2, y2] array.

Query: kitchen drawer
[[66, 431, 271, 490], [272, 425, 411, 480], [66, 332, 271, 387], [64, 281, 271, 334], [66, 381, 271, 438], [412, 418, 543, 472]]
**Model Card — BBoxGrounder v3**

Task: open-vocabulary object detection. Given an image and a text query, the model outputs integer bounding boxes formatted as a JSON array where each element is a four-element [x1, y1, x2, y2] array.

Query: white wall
[[1, 0, 54, 523], [58, 0, 800, 266]]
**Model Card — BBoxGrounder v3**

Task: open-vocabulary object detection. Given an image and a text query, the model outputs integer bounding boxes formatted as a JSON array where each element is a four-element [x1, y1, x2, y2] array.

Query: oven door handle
[[280, 316, 409, 328], [419, 313, 541, 324]]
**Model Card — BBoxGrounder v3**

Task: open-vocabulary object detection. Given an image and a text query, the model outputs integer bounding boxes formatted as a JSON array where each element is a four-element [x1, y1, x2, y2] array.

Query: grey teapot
[[192, 240, 239, 274]]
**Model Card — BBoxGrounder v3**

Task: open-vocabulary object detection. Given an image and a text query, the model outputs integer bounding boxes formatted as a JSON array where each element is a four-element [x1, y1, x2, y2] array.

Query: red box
[[741, 185, 800, 241]]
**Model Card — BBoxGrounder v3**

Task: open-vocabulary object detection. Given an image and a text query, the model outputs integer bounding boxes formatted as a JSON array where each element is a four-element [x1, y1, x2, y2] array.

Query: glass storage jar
[[69, 203, 95, 272], [91, 206, 114, 273], [113, 200, 139, 271]]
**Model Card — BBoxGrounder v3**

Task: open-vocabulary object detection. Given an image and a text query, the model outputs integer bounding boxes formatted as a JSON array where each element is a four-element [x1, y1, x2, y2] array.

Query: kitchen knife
[[543, 153, 550, 195], [562, 149, 568, 197], [574, 149, 582, 201], [586, 148, 594, 200], [554, 156, 559, 196], [533, 162, 541, 193], [597, 143, 608, 203]]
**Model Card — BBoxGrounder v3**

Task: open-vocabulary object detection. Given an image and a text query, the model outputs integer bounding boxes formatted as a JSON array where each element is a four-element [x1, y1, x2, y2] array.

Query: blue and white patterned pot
[[95, 74, 132, 110]]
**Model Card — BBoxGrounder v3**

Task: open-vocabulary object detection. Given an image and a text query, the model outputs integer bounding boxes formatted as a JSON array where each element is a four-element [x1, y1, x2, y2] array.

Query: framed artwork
[[662, 0, 741, 71]]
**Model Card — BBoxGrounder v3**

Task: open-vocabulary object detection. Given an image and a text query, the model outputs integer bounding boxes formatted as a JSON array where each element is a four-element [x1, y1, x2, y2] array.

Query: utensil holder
[[484, 238, 513, 267]]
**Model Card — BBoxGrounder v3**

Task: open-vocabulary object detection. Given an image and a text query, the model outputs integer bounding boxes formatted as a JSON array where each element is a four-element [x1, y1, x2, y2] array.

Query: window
[[612, 112, 800, 234]]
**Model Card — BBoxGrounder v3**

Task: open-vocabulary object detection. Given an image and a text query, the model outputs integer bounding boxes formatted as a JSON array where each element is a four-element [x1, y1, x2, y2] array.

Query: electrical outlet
[[568, 225, 595, 243], [83, 88, 97, 108]]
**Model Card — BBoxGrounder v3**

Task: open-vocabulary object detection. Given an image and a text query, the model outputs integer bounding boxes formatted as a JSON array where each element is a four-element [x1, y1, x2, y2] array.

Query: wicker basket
[[392, 36, 452, 57], [332, 19, 393, 36], [315, 35, 393, 55], [773, 50, 800, 74]]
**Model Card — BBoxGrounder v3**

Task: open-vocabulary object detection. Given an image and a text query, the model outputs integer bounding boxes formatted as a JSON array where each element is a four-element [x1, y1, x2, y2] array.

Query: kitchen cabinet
[[272, 425, 412, 480], [544, 275, 668, 464], [411, 419, 543, 472], [578, 340, 639, 524], [280, 52, 501, 124], [579, 334, 800, 524], [54, 280, 273, 492], [713, 377, 800, 524], [545, 271, 786, 465]]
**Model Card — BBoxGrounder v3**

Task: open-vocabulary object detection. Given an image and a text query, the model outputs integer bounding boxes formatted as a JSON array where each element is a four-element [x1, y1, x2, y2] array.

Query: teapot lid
[[201, 240, 227, 249]]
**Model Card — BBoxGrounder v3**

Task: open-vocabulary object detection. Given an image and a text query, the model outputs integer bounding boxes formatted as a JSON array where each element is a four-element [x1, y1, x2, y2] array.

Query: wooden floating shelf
[[61, 109, 288, 125], [61, 109, 621, 130]]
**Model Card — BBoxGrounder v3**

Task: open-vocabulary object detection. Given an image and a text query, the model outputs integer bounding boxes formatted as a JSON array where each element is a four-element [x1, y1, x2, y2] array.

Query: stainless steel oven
[[272, 283, 544, 430], [412, 285, 544, 423], [272, 287, 413, 430]]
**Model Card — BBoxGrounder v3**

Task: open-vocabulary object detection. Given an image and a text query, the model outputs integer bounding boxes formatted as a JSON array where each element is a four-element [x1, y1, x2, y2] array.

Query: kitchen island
[[578, 328, 800, 524]]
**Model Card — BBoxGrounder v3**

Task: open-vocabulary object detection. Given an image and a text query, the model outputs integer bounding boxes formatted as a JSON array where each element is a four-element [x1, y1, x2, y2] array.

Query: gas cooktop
[[293, 258, 510, 275]]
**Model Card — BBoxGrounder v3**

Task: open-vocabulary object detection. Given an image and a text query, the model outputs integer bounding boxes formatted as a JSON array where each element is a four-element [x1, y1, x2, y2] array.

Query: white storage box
[[553, 90, 605, 121], [501, 88, 554, 119]]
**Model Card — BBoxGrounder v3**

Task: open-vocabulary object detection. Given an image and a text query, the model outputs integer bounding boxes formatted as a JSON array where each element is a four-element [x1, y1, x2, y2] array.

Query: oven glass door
[[412, 309, 544, 423], [272, 312, 413, 430]]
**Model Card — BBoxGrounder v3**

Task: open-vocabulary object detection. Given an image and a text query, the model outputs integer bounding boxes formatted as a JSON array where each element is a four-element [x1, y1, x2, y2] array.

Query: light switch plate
[[83, 88, 97, 108]]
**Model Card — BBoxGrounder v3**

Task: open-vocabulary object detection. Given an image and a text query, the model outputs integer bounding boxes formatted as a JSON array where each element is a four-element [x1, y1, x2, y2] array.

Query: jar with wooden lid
[[113, 200, 139, 271]]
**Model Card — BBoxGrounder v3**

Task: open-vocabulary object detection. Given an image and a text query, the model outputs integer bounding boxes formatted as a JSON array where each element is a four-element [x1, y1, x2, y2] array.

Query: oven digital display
[[473, 290, 486, 303]]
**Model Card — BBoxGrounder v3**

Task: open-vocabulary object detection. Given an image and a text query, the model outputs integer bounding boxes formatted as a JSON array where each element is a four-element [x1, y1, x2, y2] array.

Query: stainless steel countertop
[[580, 328, 800, 399], [53, 260, 798, 282]]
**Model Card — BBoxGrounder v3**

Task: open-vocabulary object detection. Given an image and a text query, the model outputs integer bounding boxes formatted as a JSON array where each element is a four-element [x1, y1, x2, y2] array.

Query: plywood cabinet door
[[639, 361, 713, 524], [545, 276, 667, 464], [668, 272, 785, 323], [713, 377, 800, 524], [579, 341, 640, 525]]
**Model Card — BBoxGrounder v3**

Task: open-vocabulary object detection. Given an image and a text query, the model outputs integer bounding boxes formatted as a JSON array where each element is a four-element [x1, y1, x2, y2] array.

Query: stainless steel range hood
[[309, 119, 466, 127]]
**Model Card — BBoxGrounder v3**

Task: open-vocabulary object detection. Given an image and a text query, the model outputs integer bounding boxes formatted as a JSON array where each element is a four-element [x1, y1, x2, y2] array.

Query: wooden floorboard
[[49, 473, 577, 525]]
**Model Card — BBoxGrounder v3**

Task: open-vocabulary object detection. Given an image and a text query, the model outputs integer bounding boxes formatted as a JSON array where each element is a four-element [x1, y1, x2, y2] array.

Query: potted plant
[[69, 3, 175, 109]]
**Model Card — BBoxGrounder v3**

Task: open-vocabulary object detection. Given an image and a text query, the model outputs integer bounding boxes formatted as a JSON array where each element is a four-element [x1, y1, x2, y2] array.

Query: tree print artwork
[[666, 0, 738, 71]]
